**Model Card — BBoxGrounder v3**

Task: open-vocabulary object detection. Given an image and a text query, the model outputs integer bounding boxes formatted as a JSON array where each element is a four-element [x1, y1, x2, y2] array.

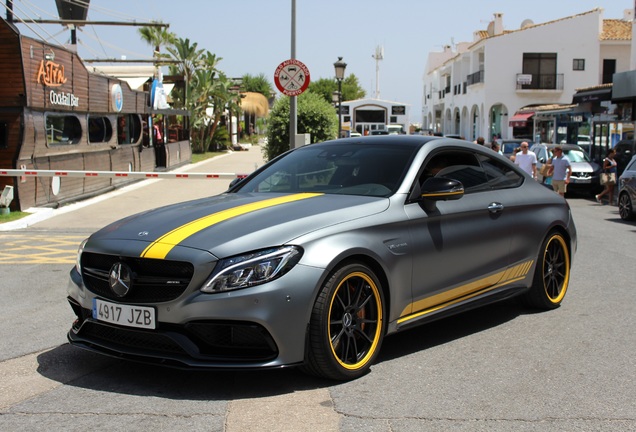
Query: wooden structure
[[0, 18, 191, 211]]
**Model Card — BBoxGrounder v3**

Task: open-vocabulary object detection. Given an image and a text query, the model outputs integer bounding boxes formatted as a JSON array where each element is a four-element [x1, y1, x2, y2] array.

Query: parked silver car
[[618, 155, 636, 221], [531, 143, 602, 194], [67, 136, 577, 380]]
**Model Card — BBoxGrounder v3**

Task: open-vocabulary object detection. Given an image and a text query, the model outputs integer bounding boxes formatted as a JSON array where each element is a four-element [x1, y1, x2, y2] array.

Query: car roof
[[316, 134, 440, 149], [533, 143, 584, 150]]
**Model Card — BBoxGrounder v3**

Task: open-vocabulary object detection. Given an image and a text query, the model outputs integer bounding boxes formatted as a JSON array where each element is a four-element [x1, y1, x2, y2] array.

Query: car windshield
[[234, 143, 418, 197], [562, 148, 590, 163], [501, 143, 519, 154]]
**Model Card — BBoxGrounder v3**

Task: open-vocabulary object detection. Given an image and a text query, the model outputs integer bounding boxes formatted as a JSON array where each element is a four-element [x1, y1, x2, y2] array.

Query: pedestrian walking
[[514, 141, 537, 179], [596, 148, 618, 205], [548, 145, 572, 196]]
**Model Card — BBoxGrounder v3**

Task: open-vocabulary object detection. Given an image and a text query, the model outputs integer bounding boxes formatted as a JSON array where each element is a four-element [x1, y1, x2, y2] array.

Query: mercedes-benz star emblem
[[109, 262, 133, 298]]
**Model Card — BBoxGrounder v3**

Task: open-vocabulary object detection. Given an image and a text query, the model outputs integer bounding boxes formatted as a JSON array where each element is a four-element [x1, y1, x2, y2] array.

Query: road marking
[[0, 234, 84, 264]]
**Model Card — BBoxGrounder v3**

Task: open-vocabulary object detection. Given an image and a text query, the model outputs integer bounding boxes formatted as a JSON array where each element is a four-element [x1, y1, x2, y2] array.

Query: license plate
[[92, 298, 156, 329], [571, 178, 590, 184]]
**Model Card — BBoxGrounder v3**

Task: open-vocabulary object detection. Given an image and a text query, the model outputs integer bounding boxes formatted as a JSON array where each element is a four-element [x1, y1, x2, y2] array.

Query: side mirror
[[419, 177, 464, 201], [229, 176, 247, 189]]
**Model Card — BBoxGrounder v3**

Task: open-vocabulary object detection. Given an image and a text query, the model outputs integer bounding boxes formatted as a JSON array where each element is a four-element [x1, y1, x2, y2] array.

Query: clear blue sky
[[8, 0, 633, 123]]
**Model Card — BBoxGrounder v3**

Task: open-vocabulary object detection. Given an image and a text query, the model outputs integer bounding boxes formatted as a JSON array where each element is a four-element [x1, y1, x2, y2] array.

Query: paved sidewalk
[[1, 147, 266, 232]]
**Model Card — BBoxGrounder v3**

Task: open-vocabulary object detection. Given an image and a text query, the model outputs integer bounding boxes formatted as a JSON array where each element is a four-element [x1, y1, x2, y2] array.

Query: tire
[[618, 192, 636, 221], [524, 231, 570, 309], [304, 262, 385, 381]]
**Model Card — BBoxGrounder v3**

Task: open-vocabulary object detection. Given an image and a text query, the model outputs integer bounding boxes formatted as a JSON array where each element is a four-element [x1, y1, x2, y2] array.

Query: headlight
[[201, 246, 303, 293], [75, 238, 88, 274]]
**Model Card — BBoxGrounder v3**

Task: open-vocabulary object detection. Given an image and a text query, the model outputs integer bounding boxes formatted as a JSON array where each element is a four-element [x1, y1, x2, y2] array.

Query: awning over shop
[[572, 87, 612, 104], [509, 112, 534, 127]]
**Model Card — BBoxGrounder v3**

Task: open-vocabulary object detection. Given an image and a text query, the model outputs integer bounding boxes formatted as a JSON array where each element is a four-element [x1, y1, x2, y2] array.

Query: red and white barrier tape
[[0, 169, 248, 180]]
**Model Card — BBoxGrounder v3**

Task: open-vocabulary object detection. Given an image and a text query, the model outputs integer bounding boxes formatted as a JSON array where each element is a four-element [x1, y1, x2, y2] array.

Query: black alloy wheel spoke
[[353, 327, 375, 345], [329, 275, 381, 365]]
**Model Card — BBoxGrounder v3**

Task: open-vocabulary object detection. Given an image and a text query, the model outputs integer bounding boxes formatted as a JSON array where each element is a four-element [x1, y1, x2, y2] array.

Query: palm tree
[[137, 22, 175, 78], [165, 38, 205, 109], [186, 51, 239, 152]]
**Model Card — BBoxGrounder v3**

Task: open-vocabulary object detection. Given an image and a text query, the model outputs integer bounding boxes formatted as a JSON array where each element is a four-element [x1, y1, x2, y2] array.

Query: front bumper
[[66, 262, 325, 369]]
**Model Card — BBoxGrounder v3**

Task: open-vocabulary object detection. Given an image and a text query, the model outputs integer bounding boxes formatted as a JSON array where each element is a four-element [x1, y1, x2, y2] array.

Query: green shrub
[[209, 125, 230, 151], [264, 92, 338, 161]]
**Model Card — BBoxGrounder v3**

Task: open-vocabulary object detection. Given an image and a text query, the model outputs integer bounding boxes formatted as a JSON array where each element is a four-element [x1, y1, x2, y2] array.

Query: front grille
[[71, 305, 278, 363], [81, 321, 185, 354], [573, 171, 591, 179], [81, 252, 194, 303]]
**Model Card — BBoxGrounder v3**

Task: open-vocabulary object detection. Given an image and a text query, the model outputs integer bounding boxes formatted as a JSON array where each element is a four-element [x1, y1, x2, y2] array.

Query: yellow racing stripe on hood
[[140, 193, 323, 259]]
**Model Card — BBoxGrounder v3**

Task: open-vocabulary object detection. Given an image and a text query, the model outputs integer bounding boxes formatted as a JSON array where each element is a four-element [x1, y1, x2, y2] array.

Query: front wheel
[[524, 232, 570, 309], [618, 192, 635, 221], [304, 262, 385, 381]]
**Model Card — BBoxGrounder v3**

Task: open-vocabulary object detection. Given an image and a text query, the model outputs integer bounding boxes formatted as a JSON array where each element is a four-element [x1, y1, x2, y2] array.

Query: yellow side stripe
[[140, 193, 323, 259], [398, 260, 534, 325]]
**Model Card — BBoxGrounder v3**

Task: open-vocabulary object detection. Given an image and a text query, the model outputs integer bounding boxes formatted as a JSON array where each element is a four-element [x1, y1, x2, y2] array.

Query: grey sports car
[[67, 135, 577, 381]]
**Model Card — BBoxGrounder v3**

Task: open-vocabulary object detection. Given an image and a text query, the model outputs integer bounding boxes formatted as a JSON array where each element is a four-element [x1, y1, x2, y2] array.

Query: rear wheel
[[618, 192, 635, 221], [524, 232, 570, 309], [304, 262, 385, 381]]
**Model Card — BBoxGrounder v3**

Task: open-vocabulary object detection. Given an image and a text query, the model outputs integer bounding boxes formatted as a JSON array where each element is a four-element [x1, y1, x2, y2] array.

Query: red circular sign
[[274, 59, 311, 96]]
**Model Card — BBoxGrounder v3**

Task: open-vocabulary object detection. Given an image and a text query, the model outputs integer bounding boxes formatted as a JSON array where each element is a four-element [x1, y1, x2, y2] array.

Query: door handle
[[487, 202, 504, 213]]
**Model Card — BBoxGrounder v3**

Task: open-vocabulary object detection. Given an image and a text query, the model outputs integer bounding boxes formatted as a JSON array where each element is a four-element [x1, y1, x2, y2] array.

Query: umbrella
[[240, 92, 269, 117]]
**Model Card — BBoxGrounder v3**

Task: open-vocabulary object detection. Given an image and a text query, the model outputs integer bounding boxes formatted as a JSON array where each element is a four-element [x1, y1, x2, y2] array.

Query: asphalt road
[[0, 150, 634, 431]]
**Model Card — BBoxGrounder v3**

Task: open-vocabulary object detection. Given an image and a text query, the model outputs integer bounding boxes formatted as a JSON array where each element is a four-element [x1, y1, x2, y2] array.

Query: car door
[[615, 141, 635, 176], [403, 149, 521, 318]]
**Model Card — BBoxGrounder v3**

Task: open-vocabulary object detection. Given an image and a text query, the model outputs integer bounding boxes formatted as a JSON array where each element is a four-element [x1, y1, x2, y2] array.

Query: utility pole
[[372, 45, 383, 99], [289, 0, 297, 150]]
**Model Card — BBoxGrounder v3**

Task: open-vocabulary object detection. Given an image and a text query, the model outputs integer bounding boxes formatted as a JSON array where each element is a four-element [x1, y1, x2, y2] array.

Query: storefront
[[0, 18, 190, 211], [609, 70, 636, 142]]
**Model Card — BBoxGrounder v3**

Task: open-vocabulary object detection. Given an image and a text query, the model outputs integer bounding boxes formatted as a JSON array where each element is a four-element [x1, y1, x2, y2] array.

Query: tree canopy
[[264, 91, 338, 161], [308, 74, 366, 105]]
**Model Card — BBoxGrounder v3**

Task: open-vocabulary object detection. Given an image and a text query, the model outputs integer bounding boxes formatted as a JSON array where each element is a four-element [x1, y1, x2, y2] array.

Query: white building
[[421, 8, 632, 143], [340, 98, 410, 136]]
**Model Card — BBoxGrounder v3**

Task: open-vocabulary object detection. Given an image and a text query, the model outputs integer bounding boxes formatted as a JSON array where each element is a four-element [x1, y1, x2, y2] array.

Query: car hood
[[571, 161, 600, 173], [87, 192, 390, 259]]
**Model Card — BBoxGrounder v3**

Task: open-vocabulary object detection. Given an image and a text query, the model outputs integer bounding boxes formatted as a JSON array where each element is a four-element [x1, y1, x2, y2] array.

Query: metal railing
[[516, 73, 564, 90], [467, 70, 484, 86]]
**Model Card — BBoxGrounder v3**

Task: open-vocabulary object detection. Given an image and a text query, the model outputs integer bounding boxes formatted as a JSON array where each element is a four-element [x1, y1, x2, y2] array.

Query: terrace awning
[[509, 112, 534, 127], [572, 87, 612, 104]]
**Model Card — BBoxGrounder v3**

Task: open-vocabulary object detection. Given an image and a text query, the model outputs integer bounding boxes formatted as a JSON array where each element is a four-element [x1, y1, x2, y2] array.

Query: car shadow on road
[[376, 297, 528, 364], [35, 298, 537, 400]]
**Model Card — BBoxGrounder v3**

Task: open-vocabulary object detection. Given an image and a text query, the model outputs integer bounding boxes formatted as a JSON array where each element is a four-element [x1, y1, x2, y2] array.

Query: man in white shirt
[[514, 141, 537, 179]]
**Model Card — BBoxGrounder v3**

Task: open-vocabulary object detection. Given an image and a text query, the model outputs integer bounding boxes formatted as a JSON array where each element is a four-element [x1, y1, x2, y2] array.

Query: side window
[[0, 122, 7, 149], [421, 150, 490, 193], [45, 114, 82, 145], [477, 153, 524, 189], [88, 116, 113, 143], [117, 114, 142, 145]]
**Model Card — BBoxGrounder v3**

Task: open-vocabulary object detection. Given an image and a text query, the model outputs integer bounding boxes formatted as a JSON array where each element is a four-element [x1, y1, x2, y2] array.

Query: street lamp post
[[333, 56, 347, 138]]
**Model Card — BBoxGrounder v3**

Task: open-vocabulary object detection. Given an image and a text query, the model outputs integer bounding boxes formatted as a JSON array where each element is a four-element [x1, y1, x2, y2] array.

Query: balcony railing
[[467, 70, 484, 86], [516, 73, 564, 90]]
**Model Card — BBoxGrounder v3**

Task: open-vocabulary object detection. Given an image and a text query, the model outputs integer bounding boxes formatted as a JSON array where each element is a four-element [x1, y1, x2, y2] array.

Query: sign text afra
[[36, 59, 68, 87]]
